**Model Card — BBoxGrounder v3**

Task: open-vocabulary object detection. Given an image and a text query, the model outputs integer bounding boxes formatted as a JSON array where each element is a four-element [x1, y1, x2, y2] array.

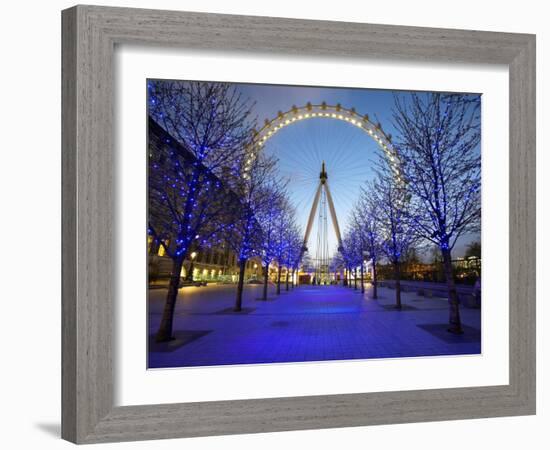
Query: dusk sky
[[235, 82, 481, 260]]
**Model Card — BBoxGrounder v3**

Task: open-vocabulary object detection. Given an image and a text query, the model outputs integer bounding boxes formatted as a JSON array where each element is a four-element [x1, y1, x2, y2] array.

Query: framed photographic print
[[62, 5, 536, 444]]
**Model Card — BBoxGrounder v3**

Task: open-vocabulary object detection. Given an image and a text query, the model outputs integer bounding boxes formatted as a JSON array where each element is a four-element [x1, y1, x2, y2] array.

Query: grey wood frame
[[62, 4, 536, 444]]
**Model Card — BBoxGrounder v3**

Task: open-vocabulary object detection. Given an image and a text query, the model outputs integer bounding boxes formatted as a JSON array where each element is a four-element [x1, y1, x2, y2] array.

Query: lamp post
[[188, 251, 197, 281]]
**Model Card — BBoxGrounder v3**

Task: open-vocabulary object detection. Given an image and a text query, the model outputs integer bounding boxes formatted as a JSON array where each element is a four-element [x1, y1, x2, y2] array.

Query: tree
[[341, 229, 362, 291], [369, 157, 416, 309], [404, 247, 420, 265], [357, 185, 383, 299], [283, 224, 302, 291], [361, 185, 382, 299], [148, 80, 256, 342], [393, 92, 481, 333], [302, 254, 315, 282], [465, 241, 481, 259], [430, 244, 443, 264], [351, 206, 365, 293], [329, 252, 345, 285], [289, 250, 302, 288], [273, 200, 295, 295], [255, 181, 288, 301], [226, 153, 278, 311]]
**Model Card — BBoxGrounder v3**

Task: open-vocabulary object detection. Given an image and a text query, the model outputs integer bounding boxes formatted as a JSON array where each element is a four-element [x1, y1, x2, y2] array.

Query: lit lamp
[[188, 251, 197, 281], [253, 263, 258, 277]]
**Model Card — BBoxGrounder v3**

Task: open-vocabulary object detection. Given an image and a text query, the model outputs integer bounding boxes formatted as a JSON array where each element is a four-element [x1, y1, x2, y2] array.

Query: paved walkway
[[148, 283, 481, 368]]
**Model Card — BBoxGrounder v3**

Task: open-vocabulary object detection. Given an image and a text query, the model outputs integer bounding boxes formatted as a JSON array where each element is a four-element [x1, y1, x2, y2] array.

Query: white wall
[[0, 0, 546, 449]]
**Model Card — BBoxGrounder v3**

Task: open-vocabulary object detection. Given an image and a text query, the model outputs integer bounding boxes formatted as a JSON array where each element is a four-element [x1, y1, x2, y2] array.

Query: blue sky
[[149, 79, 480, 260], [235, 82, 480, 261]]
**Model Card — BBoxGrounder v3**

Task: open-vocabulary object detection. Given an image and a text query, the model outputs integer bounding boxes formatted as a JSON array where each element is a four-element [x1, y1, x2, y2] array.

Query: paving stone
[[148, 284, 481, 368]]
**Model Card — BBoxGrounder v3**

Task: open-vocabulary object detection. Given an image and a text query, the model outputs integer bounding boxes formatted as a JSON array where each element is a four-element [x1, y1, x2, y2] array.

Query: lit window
[[158, 240, 169, 257]]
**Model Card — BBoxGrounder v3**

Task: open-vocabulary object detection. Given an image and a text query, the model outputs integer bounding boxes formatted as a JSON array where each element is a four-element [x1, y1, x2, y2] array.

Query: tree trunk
[[393, 261, 402, 309], [354, 268, 358, 290], [442, 248, 463, 334], [234, 258, 247, 311], [372, 258, 378, 299], [291, 269, 296, 289], [360, 262, 365, 293], [285, 267, 289, 291], [276, 265, 282, 295], [155, 256, 184, 342], [186, 261, 194, 281], [262, 264, 269, 301]]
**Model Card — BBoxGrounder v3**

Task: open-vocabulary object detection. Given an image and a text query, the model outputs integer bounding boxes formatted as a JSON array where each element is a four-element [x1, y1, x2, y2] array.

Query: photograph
[[1, 0, 541, 446], [146, 79, 482, 369]]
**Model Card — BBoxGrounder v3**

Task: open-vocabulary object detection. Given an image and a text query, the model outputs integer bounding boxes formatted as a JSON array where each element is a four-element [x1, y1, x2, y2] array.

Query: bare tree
[[465, 241, 481, 258], [341, 229, 362, 291], [272, 200, 296, 295], [370, 158, 417, 309], [226, 153, 278, 311], [148, 80, 256, 342], [289, 234, 304, 289], [356, 184, 383, 299], [283, 224, 302, 291], [329, 252, 345, 285], [349, 209, 368, 293], [393, 92, 481, 333], [256, 182, 289, 300]]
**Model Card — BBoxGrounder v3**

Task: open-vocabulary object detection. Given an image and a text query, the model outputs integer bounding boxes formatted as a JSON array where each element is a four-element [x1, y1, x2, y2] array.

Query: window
[[158, 240, 169, 257]]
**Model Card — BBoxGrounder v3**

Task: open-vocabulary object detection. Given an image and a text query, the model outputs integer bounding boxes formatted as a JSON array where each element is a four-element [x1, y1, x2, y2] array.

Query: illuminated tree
[[272, 200, 296, 295], [393, 92, 481, 332], [348, 208, 369, 294], [329, 252, 345, 285], [226, 153, 278, 311], [289, 234, 304, 289], [356, 184, 383, 298], [148, 80, 256, 342], [341, 229, 362, 290], [256, 182, 289, 300], [283, 224, 302, 291], [369, 157, 416, 309]]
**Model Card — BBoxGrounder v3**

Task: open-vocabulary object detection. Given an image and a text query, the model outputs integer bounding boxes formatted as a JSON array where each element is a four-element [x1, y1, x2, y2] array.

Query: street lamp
[[188, 251, 197, 281]]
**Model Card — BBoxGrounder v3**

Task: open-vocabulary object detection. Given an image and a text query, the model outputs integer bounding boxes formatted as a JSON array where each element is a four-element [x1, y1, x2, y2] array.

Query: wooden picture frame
[[62, 5, 536, 444]]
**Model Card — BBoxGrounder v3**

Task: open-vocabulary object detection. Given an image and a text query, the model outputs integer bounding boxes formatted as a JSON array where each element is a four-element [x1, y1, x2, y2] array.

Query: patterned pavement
[[148, 283, 481, 368]]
